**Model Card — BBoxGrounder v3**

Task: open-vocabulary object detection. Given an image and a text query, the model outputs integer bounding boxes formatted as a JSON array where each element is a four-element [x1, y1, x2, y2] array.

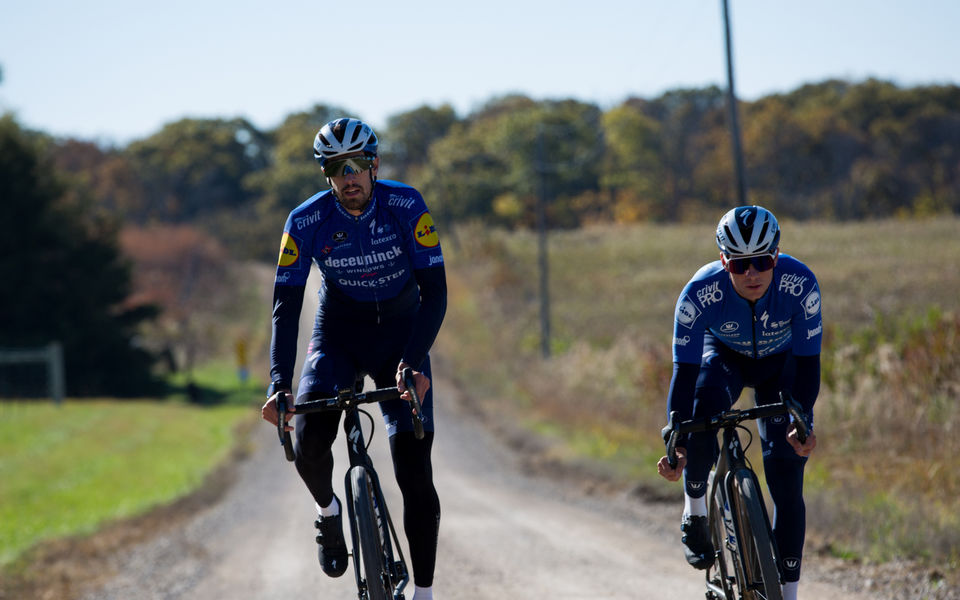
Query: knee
[[394, 456, 433, 494], [391, 433, 435, 497], [764, 457, 805, 509], [295, 414, 338, 462]]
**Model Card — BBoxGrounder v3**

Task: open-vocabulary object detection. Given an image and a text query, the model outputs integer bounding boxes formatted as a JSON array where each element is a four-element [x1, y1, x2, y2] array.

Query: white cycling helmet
[[313, 118, 378, 167], [715, 205, 780, 256]]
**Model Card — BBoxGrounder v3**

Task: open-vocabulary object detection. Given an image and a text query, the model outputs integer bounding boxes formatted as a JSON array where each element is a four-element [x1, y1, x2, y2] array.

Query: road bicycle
[[662, 391, 808, 600], [275, 368, 424, 600]]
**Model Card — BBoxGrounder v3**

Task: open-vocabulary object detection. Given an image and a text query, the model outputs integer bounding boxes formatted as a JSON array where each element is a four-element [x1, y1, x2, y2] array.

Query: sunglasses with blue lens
[[322, 156, 376, 178]]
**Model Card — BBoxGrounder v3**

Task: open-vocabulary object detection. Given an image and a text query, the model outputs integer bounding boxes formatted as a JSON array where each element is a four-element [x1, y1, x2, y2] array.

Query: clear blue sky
[[2, 0, 957, 146]]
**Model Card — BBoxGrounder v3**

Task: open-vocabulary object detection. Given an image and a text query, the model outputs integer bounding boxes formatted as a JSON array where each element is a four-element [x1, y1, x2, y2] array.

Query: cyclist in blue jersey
[[261, 118, 445, 600], [656, 206, 820, 600]]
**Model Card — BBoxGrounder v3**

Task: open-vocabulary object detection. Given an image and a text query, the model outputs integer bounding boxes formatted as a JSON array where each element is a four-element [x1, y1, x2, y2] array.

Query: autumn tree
[[0, 115, 158, 396]]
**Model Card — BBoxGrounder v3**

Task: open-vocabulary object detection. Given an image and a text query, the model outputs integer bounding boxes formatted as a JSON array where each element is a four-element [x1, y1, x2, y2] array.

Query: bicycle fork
[[342, 412, 410, 600], [712, 428, 782, 599]]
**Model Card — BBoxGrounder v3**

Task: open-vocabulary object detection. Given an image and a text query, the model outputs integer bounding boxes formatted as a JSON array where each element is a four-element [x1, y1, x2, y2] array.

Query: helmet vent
[[756, 222, 769, 247]]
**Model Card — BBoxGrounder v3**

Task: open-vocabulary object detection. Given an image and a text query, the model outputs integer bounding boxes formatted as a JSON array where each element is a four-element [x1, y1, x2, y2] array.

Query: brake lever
[[401, 367, 425, 440]]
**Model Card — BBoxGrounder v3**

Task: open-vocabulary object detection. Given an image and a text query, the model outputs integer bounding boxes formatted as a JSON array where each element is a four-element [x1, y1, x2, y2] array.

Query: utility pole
[[722, 0, 748, 205], [535, 126, 551, 359]]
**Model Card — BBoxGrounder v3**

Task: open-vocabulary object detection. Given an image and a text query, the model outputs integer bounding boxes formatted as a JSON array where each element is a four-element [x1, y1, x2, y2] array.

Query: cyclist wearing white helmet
[[657, 206, 821, 600], [262, 117, 445, 600], [313, 118, 381, 213]]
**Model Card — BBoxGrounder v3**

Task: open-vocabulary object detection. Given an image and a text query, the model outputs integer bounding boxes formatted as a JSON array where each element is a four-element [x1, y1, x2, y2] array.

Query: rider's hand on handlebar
[[657, 446, 687, 482], [396, 362, 430, 404], [787, 425, 817, 457], [262, 390, 295, 431]]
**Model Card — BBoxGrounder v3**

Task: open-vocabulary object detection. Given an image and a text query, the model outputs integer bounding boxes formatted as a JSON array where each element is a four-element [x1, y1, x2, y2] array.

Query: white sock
[[683, 492, 707, 517], [782, 581, 798, 600], [412, 585, 433, 600], [317, 497, 340, 517]]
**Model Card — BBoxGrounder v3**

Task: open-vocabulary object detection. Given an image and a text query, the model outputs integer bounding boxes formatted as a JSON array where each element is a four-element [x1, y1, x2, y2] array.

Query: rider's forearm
[[667, 361, 700, 422], [269, 284, 306, 393], [400, 266, 447, 370], [792, 353, 820, 418]]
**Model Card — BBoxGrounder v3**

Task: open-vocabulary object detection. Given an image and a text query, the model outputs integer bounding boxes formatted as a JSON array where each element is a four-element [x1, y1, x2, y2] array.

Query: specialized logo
[[803, 286, 821, 319], [348, 423, 362, 455], [676, 296, 702, 329], [759, 310, 770, 329], [278, 232, 299, 267], [413, 212, 439, 248], [739, 208, 754, 228]]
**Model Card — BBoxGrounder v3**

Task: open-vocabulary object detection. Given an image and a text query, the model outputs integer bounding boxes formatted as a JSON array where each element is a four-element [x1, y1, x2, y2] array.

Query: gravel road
[[24, 270, 931, 599], [65, 374, 876, 600]]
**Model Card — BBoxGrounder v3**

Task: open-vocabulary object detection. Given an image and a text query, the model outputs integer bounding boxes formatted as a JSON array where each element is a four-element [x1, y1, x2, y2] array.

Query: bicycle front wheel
[[732, 473, 782, 600], [350, 466, 391, 600], [707, 471, 734, 599]]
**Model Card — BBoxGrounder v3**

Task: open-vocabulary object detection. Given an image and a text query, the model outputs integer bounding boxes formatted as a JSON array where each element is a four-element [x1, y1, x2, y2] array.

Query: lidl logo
[[414, 213, 439, 248], [278, 232, 300, 267]]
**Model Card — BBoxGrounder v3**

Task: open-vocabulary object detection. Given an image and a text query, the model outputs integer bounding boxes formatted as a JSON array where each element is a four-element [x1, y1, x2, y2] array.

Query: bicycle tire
[[350, 466, 391, 600], [732, 473, 782, 600], [707, 471, 736, 600]]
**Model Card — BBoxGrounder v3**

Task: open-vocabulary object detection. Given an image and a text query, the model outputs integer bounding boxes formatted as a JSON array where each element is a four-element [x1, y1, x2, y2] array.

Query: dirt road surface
[[64, 375, 871, 600], [60, 270, 880, 599]]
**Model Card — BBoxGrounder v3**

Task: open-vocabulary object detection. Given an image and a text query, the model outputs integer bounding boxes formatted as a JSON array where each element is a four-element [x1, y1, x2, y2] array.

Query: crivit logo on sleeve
[[278, 232, 300, 267]]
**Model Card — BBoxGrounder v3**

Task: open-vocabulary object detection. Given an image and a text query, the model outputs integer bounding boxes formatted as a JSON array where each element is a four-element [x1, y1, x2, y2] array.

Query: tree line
[[35, 77, 960, 260], [3, 77, 958, 395]]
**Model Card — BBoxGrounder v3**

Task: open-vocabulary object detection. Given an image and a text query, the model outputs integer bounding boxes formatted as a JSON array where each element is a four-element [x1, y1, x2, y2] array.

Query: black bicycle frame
[[274, 370, 425, 600], [663, 393, 809, 600], [340, 403, 410, 599], [706, 423, 777, 599]]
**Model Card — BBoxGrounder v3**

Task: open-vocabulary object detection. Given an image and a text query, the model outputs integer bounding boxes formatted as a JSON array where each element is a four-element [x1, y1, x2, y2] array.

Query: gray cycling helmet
[[313, 118, 378, 167], [715, 205, 780, 256]]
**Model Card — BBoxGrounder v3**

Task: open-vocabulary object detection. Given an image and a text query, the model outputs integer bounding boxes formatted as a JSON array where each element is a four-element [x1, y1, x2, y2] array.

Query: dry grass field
[[434, 216, 960, 568]]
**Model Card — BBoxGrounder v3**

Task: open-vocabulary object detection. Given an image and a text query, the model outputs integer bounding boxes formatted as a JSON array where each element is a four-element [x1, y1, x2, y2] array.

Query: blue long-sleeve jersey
[[668, 254, 823, 420], [269, 179, 446, 392]]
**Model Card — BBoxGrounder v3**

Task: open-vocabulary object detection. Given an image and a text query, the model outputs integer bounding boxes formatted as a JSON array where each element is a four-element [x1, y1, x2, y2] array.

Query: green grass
[[166, 359, 266, 405], [436, 216, 960, 569], [0, 399, 253, 567]]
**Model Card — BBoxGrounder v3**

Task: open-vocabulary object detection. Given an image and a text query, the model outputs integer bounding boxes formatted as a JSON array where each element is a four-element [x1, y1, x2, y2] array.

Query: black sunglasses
[[726, 253, 776, 275]]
